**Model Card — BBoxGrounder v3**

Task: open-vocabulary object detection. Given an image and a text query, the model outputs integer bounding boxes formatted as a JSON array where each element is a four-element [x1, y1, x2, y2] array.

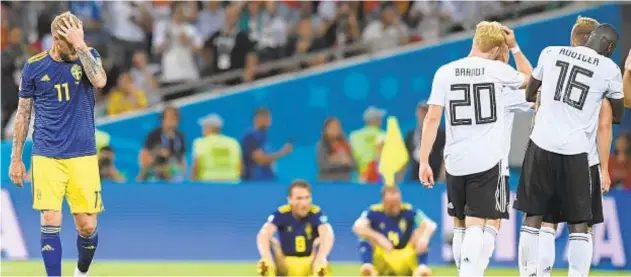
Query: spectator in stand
[[204, 4, 257, 84], [98, 146, 126, 182], [107, 71, 148, 116], [153, 2, 203, 88], [317, 117, 356, 181], [138, 106, 187, 182], [191, 114, 242, 182], [285, 17, 328, 70], [610, 133, 631, 190], [408, 1, 456, 42], [256, 2, 288, 62], [196, 1, 225, 42], [350, 106, 386, 181], [241, 107, 293, 181], [130, 51, 161, 105], [1, 26, 24, 135], [285, 1, 322, 36], [322, 2, 361, 54], [68, 0, 106, 49], [105, 1, 150, 68], [362, 4, 409, 53], [405, 102, 445, 182]]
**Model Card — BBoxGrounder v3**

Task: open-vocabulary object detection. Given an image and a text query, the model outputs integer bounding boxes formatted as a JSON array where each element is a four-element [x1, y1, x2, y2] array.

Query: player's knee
[[41, 210, 62, 226], [522, 214, 543, 229], [541, 222, 557, 229], [485, 219, 501, 230], [464, 216, 485, 227], [74, 214, 98, 236], [453, 218, 465, 228], [359, 263, 376, 276], [568, 222, 588, 234]]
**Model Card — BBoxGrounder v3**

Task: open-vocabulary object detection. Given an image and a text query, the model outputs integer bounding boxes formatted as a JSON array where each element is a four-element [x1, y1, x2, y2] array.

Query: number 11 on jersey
[[55, 82, 70, 102]]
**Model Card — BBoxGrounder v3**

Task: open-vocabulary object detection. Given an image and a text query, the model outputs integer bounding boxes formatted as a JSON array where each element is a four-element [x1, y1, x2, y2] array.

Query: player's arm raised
[[57, 17, 107, 89], [597, 100, 613, 193], [503, 26, 532, 85]]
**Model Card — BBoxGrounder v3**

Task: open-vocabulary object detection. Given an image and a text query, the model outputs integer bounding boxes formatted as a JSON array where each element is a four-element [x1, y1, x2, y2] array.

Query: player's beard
[[60, 52, 73, 62]]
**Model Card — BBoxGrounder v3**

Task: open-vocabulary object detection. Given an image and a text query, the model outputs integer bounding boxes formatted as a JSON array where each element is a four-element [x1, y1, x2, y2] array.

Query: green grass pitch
[[2, 261, 630, 276]]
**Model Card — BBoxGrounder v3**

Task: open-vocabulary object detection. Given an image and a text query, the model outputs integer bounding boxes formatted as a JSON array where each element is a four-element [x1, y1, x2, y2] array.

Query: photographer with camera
[[137, 105, 187, 182], [99, 146, 125, 182]]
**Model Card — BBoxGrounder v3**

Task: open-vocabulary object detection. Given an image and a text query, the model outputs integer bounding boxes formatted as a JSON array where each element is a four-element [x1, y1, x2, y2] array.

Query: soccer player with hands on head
[[256, 180, 334, 276], [8, 11, 106, 277], [419, 21, 531, 277], [352, 186, 436, 277]]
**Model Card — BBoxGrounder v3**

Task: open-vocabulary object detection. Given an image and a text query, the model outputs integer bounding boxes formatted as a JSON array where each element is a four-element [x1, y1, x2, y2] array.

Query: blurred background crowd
[[1, 1, 630, 189]]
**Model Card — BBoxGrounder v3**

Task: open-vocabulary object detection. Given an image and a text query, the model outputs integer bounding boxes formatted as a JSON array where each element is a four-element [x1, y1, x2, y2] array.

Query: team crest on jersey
[[71, 64, 82, 82], [399, 219, 407, 231], [305, 223, 312, 239], [379, 222, 385, 230], [287, 226, 292, 233]]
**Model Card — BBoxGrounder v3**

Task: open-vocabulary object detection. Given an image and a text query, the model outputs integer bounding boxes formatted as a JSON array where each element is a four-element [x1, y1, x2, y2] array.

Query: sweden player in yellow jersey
[[8, 12, 107, 277], [353, 186, 436, 276], [256, 180, 335, 276]]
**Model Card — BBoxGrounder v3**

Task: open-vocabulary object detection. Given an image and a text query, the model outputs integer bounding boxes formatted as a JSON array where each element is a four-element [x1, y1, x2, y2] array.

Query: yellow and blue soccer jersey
[[19, 49, 100, 158], [267, 205, 328, 257], [361, 203, 429, 248]]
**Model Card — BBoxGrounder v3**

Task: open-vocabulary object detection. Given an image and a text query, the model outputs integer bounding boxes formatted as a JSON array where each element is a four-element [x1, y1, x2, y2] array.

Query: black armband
[[608, 98, 625, 124]]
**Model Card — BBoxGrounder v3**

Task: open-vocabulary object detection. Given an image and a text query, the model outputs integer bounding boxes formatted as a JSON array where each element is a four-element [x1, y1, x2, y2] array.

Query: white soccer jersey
[[428, 57, 525, 176], [503, 90, 533, 176], [530, 46, 624, 155]]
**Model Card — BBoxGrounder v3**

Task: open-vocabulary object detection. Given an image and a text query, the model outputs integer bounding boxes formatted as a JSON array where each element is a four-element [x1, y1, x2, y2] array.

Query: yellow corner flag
[[378, 116, 409, 187]]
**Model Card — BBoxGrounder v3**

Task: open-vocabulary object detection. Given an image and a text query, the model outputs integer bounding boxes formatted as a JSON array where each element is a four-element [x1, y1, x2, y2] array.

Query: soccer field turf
[[2, 261, 630, 276]]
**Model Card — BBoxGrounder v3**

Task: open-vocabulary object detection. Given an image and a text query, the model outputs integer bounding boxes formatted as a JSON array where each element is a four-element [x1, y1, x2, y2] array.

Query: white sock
[[537, 227, 556, 277], [586, 230, 593, 275], [452, 227, 465, 271], [459, 225, 484, 277], [478, 225, 498, 275], [568, 233, 592, 276], [518, 226, 539, 277]]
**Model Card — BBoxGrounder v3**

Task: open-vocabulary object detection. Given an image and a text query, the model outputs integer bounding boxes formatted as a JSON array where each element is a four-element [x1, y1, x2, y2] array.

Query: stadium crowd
[[3, 1, 629, 188]]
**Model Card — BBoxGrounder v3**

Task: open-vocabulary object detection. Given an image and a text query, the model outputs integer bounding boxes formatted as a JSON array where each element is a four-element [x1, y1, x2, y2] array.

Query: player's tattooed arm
[[77, 46, 107, 89], [525, 76, 542, 103], [10, 98, 33, 161]]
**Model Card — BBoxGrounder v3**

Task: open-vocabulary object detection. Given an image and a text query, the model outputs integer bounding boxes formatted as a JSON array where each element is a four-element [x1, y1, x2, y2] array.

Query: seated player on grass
[[256, 180, 334, 276], [353, 186, 436, 276]]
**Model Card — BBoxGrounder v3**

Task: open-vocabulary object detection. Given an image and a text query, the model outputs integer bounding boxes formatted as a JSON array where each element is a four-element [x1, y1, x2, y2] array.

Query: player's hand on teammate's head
[[501, 26, 517, 49], [8, 159, 26, 187], [56, 16, 86, 49], [601, 170, 611, 194], [418, 163, 434, 188]]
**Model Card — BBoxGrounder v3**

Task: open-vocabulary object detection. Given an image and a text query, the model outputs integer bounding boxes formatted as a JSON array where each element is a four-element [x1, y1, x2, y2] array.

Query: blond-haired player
[[256, 180, 334, 276], [8, 11, 106, 277], [419, 21, 532, 277]]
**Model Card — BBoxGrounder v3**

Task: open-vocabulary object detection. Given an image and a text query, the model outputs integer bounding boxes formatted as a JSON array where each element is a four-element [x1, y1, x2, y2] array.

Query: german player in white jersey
[[418, 21, 532, 277], [520, 17, 617, 277], [515, 24, 625, 277]]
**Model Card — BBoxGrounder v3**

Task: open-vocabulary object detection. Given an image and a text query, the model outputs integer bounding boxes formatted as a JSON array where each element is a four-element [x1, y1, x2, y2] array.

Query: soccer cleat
[[74, 267, 88, 277], [257, 259, 275, 276]]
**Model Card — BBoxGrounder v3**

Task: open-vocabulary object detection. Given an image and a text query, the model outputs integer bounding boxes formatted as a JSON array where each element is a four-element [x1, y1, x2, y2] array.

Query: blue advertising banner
[[0, 4, 623, 183], [1, 182, 628, 270]]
